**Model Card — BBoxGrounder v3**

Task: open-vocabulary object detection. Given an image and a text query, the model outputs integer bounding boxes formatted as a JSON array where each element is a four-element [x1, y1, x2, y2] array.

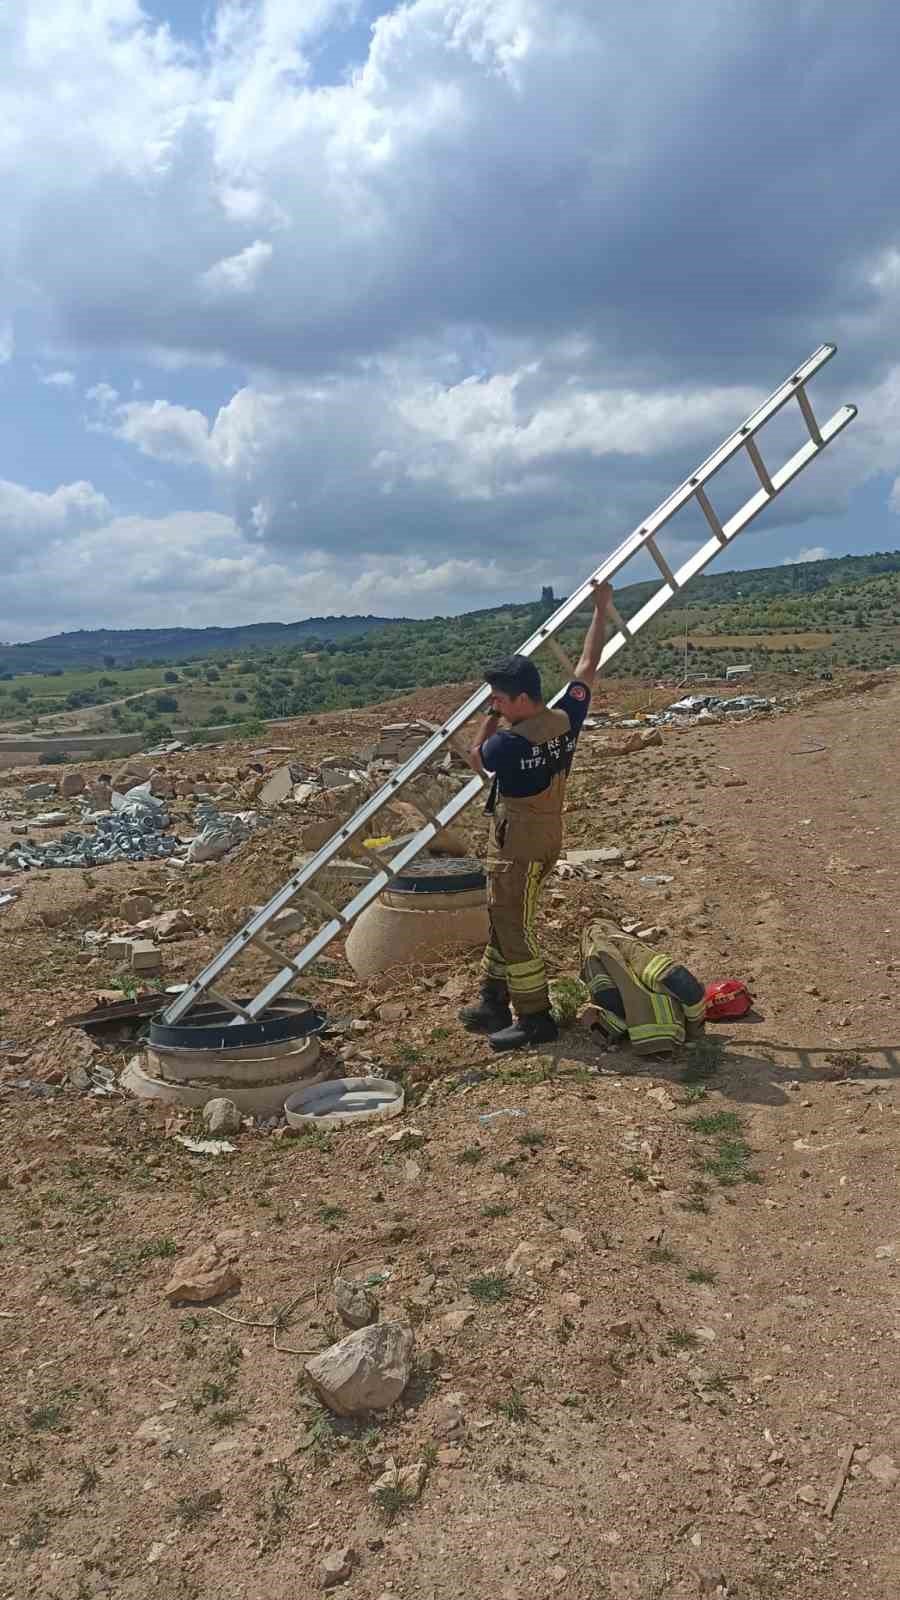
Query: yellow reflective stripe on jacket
[[592, 1004, 629, 1037], [629, 990, 685, 1045], [641, 953, 675, 989]]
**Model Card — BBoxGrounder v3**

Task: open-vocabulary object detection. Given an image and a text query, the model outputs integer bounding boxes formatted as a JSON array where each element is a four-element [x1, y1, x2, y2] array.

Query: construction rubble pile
[[0, 779, 263, 872], [1, 698, 786, 887], [647, 691, 777, 726]]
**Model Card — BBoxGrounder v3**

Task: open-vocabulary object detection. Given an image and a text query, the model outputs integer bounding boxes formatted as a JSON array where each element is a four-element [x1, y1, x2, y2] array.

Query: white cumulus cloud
[[0, 476, 111, 558], [110, 398, 217, 467], [783, 546, 830, 564], [1, 0, 899, 636], [200, 240, 274, 298]]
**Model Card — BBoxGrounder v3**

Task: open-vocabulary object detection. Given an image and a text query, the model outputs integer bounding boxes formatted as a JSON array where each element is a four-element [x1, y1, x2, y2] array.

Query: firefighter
[[458, 582, 613, 1051], [580, 918, 707, 1052]]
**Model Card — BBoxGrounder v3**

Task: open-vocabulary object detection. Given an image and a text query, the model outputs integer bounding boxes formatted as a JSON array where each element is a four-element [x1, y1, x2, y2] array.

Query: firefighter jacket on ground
[[580, 918, 707, 1054]]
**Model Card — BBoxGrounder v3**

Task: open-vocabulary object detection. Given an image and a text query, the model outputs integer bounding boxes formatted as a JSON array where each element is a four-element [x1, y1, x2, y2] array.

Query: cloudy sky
[[2, 0, 899, 643]]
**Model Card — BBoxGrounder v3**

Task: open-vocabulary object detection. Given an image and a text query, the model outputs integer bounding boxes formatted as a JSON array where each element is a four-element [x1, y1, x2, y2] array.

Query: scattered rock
[[437, 1445, 464, 1468], [59, 771, 86, 797], [608, 1319, 633, 1340], [566, 847, 624, 866], [144, 908, 194, 940], [505, 1239, 541, 1274], [260, 766, 296, 808], [163, 1243, 241, 1305], [272, 907, 307, 935], [302, 819, 336, 851], [209, 1435, 243, 1457], [320, 1545, 355, 1590], [305, 1322, 415, 1417], [796, 1484, 819, 1505], [26, 1029, 98, 1087], [335, 1276, 379, 1330], [214, 1228, 246, 1259], [134, 1416, 173, 1447], [113, 762, 151, 789], [560, 1227, 585, 1248], [131, 940, 162, 975], [384, 1127, 425, 1149], [640, 728, 662, 748], [431, 1393, 466, 1439], [378, 1001, 407, 1022], [646, 1086, 677, 1111], [122, 893, 156, 923], [25, 782, 57, 800], [87, 780, 113, 809], [202, 1098, 242, 1137], [441, 1303, 475, 1335], [867, 1453, 900, 1489], [559, 1291, 585, 1312]]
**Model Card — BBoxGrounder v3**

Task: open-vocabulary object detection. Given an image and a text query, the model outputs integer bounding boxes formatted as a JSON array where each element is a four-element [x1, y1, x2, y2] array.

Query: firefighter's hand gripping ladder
[[163, 343, 856, 1027]]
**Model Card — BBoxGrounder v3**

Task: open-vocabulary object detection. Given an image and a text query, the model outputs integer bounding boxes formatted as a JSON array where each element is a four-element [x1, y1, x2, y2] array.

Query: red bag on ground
[[704, 979, 753, 1020]]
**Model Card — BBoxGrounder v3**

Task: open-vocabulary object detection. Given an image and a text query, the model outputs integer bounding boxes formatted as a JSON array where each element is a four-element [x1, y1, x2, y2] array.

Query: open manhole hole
[[391, 854, 486, 894]]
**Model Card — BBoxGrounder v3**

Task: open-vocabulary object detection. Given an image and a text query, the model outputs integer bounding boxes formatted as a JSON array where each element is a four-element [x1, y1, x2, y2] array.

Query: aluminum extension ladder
[[163, 343, 856, 1027]]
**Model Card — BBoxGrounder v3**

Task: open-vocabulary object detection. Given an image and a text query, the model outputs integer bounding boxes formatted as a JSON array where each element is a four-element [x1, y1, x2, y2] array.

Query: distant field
[[0, 665, 169, 700], [664, 631, 835, 651]]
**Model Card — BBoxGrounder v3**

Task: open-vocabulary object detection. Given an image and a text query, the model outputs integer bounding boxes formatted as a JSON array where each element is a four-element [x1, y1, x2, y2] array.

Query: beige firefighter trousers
[[479, 856, 556, 1015]]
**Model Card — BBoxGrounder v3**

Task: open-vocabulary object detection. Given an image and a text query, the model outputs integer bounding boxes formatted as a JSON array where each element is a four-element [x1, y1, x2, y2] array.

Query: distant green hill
[[1, 551, 897, 722], [0, 614, 407, 674]]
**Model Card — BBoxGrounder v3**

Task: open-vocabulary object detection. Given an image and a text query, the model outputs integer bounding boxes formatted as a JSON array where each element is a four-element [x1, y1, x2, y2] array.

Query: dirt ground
[[1, 671, 899, 1600]]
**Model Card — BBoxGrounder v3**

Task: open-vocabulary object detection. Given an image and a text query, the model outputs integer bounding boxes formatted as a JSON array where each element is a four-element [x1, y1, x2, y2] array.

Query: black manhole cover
[[391, 854, 486, 894], [149, 997, 325, 1052]]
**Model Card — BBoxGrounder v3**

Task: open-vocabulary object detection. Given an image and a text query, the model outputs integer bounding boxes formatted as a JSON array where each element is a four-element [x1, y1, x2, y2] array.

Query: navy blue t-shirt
[[480, 681, 591, 797]]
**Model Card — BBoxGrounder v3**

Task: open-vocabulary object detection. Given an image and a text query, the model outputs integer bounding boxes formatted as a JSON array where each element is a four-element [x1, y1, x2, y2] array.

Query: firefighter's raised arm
[[574, 581, 613, 690]]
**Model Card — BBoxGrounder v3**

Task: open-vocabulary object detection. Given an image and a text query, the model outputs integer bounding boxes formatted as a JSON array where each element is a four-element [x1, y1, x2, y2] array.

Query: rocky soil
[[1, 670, 898, 1600]]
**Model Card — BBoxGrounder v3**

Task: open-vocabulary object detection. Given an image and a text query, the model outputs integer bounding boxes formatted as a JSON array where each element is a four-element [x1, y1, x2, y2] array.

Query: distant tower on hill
[[541, 586, 555, 605]]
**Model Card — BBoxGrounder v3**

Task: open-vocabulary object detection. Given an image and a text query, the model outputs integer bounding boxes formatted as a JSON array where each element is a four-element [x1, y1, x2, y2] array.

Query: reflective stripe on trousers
[[480, 858, 555, 1015]]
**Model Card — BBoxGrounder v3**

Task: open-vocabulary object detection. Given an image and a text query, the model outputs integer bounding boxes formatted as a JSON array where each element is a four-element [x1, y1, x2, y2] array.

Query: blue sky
[[2, 1, 899, 643]]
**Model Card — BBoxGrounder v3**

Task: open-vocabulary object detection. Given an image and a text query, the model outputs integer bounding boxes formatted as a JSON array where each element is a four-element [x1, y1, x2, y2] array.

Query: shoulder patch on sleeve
[[569, 684, 588, 701]]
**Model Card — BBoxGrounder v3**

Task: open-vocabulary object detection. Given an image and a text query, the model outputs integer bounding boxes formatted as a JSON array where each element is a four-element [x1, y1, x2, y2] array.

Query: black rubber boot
[[458, 983, 512, 1035], [488, 1009, 559, 1053]]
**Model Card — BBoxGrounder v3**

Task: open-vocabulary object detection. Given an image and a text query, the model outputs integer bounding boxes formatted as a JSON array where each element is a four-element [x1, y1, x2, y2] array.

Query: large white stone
[[305, 1322, 414, 1417]]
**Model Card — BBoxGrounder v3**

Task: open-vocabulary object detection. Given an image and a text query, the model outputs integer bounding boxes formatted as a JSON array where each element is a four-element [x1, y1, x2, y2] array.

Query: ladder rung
[[743, 435, 775, 495], [300, 886, 346, 926], [795, 384, 823, 445], [206, 989, 254, 1020], [693, 483, 727, 544], [250, 933, 301, 973], [646, 538, 676, 586]]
